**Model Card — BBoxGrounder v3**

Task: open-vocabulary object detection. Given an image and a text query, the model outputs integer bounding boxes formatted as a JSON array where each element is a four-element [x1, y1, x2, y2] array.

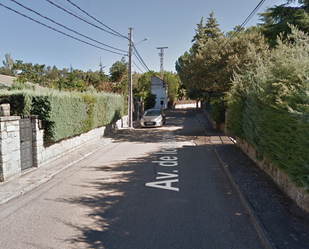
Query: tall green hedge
[[227, 27, 309, 189], [0, 90, 124, 142]]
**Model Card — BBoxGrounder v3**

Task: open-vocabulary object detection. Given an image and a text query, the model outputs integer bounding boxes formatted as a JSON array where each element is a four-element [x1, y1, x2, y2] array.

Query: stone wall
[[0, 109, 129, 182], [30, 116, 107, 168], [0, 116, 21, 181], [202, 108, 227, 133]]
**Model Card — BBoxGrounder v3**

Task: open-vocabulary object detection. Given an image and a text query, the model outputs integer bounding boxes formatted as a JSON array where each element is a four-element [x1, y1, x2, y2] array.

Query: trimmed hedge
[[227, 27, 309, 189], [0, 90, 124, 142]]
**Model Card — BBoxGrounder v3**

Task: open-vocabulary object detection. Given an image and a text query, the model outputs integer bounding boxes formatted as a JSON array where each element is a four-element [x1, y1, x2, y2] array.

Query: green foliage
[[93, 92, 124, 127], [164, 71, 181, 102], [144, 93, 156, 110], [228, 26, 309, 189], [191, 12, 223, 54], [260, 0, 309, 47], [134, 71, 154, 99], [210, 97, 227, 123], [176, 11, 267, 101], [133, 70, 182, 107], [0, 90, 33, 115], [11, 81, 35, 90], [0, 89, 124, 143]]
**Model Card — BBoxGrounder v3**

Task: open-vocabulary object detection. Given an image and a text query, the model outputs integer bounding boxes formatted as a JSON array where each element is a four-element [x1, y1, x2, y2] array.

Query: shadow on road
[[54, 109, 263, 248]]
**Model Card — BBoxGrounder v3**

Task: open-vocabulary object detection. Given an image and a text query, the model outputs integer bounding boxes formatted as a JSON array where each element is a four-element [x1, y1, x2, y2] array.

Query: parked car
[[140, 109, 166, 128]]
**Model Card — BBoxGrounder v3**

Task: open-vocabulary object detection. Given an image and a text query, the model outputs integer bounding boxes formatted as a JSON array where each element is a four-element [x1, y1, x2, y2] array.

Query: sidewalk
[[196, 112, 309, 249], [0, 120, 142, 205]]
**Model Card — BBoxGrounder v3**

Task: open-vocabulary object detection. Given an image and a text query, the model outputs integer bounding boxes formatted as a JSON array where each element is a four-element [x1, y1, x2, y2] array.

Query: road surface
[[0, 109, 264, 249]]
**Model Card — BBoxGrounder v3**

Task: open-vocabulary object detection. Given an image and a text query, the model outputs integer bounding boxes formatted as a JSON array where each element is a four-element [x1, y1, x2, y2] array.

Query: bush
[[0, 89, 125, 142], [228, 26, 309, 189], [210, 97, 226, 123], [144, 93, 156, 110]]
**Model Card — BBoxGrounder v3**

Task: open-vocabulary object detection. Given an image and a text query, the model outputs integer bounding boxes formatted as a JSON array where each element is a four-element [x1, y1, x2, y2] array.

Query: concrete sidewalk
[[0, 136, 115, 205], [196, 112, 309, 249], [0, 121, 140, 205]]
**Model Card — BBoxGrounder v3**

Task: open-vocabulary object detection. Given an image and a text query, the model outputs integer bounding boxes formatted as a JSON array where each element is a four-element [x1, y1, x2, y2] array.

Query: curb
[[213, 148, 275, 249], [196, 113, 275, 249]]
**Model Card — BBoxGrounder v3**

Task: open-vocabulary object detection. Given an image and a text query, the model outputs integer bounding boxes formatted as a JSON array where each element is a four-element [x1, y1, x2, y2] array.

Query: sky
[[0, 0, 297, 75]]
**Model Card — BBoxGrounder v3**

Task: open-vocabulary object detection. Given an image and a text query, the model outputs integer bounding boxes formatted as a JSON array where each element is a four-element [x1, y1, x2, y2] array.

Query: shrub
[[228, 26, 309, 189], [0, 89, 125, 143], [210, 97, 226, 123]]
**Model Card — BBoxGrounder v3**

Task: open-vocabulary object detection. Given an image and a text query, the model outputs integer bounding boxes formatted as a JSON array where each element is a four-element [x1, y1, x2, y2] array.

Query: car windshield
[[144, 110, 161, 116]]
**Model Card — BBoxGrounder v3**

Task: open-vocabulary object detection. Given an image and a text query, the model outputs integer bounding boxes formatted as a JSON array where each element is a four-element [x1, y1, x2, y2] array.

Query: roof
[[151, 75, 169, 85], [0, 74, 46, 90]]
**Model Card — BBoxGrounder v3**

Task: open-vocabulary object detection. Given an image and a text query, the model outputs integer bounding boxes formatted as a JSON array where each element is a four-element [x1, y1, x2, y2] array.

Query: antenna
[[156, 46, 168, 79]]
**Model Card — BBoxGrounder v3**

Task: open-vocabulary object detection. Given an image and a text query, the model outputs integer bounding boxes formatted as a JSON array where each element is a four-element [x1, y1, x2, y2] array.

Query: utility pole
[[156, 46, 168, 79], [128, 27, 133, 129]]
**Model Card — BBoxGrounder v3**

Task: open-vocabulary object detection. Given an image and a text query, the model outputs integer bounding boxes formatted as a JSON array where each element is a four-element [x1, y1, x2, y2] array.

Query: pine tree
[[260, 0, 309, 46], [204, 11, 223, 40], [191, 12, 223, 54]]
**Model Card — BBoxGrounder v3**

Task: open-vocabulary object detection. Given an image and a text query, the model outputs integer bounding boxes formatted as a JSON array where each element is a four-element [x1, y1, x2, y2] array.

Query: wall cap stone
[[0, 116, 21, 122]]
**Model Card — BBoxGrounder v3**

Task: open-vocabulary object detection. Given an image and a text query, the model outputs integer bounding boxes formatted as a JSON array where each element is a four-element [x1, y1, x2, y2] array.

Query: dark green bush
[[228, 27, 309, 189], [0, 89, 124, 142], [144, 93, 156, 110], [210, 98, 226, 124]]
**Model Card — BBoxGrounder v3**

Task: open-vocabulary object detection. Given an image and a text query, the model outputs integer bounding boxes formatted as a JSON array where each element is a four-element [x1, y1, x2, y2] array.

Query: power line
[[65, 0, 127, 40], [133, 52, 148, 72], [9, 0, 127, 53], [133, 45, 150, 72], [54, 0, 85, 20], [0, 3, 127, 56], [48, 0, 151, 73], [45, 0, 127, 40], [132, 60, 144, 73], [228, 0, 266, 43]]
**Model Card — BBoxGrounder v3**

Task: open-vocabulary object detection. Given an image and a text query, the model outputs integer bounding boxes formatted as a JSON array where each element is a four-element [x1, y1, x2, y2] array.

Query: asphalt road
[[0, 109, 264, 249]]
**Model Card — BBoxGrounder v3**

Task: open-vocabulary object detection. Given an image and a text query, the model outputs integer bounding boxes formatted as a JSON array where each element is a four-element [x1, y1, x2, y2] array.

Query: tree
[[228, 26, 309, 189], [163, 71, 181, 103], [191, 11, 223, 54], [260, 0, 309, 46], [109, 57, 128, 94], [3, 53, 14, 72]]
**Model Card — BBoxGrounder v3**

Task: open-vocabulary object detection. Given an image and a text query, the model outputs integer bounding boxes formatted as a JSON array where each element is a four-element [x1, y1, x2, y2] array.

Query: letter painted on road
[[146, 132, 180, 191], [146, 179, 179, 192]]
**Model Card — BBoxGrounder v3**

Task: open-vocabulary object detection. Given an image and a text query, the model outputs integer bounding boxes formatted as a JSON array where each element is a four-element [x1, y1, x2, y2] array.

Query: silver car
[[140, 109, 166, 128]]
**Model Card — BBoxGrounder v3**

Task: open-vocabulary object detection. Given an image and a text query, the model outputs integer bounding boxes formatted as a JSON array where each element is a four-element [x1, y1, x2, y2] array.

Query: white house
[[151, 75, 168, 109]]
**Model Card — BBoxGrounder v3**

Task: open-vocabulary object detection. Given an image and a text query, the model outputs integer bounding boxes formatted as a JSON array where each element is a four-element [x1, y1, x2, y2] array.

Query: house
[[0, 74, 45, 90], [151, 75, 168, 109]]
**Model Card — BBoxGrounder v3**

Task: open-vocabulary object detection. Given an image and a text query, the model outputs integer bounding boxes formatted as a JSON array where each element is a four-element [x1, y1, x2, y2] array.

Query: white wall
[[151, 76, 168, 109]]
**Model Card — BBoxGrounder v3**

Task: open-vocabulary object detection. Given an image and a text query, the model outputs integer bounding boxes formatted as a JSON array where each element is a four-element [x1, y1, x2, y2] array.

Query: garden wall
[[0, 109, 128, 182], [201, 106, 309, 213]]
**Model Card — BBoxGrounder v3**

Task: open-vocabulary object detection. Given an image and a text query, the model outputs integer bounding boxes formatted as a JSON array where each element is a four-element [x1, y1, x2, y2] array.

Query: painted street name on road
[[145, 133, 179, 191]]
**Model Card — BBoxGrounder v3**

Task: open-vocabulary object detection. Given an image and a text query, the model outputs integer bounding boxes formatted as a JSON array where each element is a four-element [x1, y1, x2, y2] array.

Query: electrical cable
[[133, 45, 150, 72], [65, 0, 127, 40], [133, 52, 148, 72], [132, 60, 144, 73], [45, 0, 128, 40], [9, 0, 127, 53], [84, 0, 115, 25], [0, 3, 127, 56], [227, 0, 266, 44], [54, 0, 85, 20]]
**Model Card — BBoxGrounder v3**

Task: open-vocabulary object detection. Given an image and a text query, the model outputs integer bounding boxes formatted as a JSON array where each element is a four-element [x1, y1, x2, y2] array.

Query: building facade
[[151, 75, 168, 109]]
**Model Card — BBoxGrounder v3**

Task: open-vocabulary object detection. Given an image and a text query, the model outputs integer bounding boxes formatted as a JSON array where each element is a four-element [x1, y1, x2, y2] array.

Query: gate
[[20, 116, 33, 170]]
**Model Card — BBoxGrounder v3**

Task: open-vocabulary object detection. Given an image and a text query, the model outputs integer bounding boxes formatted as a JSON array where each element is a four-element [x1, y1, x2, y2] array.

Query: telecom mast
[[156, 46, 168, 79]]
